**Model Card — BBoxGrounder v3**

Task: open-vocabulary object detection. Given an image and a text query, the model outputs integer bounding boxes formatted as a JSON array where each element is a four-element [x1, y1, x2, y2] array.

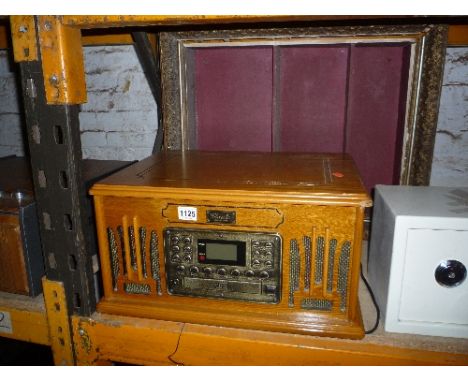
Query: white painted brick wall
[[80, 45, 158, 160], [430, 47, 468, 186], [0, 50, 26, 157], [0, 45, 157, 161]]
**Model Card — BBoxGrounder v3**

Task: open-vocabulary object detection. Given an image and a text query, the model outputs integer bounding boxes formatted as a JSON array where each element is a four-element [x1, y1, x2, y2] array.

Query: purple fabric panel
[[345, 45, 410, 192], [194, 47, 273, 151], [279, 45, 349, 152]]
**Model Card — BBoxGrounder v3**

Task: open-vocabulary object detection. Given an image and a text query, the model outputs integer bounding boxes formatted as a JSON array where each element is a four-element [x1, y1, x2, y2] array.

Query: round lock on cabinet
[[435, 260, 467, 288]]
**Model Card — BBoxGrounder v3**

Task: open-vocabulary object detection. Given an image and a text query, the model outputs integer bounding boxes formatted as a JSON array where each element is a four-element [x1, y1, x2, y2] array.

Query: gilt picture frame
[[159, 24, 447, 185]]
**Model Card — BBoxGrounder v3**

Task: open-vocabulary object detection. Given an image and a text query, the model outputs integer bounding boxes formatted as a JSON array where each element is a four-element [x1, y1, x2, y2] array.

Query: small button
[[231, 269, 240, 277], [184, 254, 192, 262], [171, 254, 181, 262], [245, 270, 255, 278], [176, 265, 185, 274], [217, 268, 227, 276], [259, 271, 269, 279], [172, 245, 180, 253], [183, 246, 192, 253], [189, 266, 199, 274], [183, 237, 192, 245], [204, 267, 213, 275], [252, 259, 261, 267], [171, 236, 179, 244], [264, 260, 273, 267], [252, 241, 260, 246], [172, 278, 180, 286], [253, 250, 260, 256], [265, 242, 273, 248]]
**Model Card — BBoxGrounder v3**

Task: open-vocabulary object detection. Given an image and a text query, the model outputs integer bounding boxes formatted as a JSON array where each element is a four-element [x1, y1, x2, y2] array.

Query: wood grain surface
[[91, 151, 371, 339]]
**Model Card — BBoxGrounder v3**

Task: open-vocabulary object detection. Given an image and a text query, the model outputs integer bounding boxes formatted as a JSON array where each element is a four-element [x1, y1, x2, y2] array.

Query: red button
[[199, 255, 206, 261], [332, 171, 344, 178]]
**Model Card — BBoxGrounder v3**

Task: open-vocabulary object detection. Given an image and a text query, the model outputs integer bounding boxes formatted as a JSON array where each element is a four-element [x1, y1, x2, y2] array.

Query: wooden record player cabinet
[[91, 151, 372, 339]]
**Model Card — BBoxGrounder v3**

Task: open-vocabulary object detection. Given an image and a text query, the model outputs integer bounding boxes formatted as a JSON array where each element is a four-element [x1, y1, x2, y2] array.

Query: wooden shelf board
[[0, 291, 50, 346], [72, 312, 468, 365]]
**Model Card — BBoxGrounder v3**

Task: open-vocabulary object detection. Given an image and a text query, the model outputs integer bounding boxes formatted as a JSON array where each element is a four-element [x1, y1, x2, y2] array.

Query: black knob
[[184, 254, 192, 262], [176, 265, 185, 274], [231, 269, 240, 277], [435, 260, 467, 288], [217, 268, 227, 276], [189, 266, 199, 274], [172, 245, 180, 253], [204, 267, 213, 275], [259, 271, 269, 279], [245, 270, 255, 278]]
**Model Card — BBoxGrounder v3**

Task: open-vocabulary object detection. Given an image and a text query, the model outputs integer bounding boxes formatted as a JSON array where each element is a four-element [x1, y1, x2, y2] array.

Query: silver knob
[[218, 268, 227, 276], [204, 267, 213, 275], [190, 266, 199, 274], [245, 270, 255, 278]]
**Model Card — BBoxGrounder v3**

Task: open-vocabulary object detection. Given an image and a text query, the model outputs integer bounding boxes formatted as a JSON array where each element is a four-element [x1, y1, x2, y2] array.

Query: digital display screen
[[206, 243, 237, 262], [198, 240, 246, 266]]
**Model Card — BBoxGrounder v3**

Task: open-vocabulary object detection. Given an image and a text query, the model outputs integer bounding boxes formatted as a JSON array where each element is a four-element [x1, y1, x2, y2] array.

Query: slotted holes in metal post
[[68, 254, 77, 271], [63, 214, 73, 231], [54, 125, 64, 144], [38, 169, 47, 188], [59, 170, 69, 189], [74, 293, 81, 309]]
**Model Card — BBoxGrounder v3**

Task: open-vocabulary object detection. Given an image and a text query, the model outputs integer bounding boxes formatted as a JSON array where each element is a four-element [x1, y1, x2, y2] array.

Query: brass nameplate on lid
[[206, 210, 236, 224]]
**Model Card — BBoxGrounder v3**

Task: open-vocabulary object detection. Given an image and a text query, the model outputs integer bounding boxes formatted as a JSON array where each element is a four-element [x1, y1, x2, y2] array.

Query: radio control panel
[[164, 228, 282, 303]]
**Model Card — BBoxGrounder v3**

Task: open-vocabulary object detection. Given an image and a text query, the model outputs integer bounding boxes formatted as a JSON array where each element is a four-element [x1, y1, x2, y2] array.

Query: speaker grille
[[139, 227, 147, 278], [327, 238, 337, 293], [315, 236, 325, 285], [150, 230, 162, 295], [303, 236, 311, 291], [124, 282, 151, 295], [106, 219, 161, 296], [337, 241, 351, 311], [107, 227, 119, 291], [288, 232, 353, 314], [289, 239, 300, 307], [301, 298, 333, 311]]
